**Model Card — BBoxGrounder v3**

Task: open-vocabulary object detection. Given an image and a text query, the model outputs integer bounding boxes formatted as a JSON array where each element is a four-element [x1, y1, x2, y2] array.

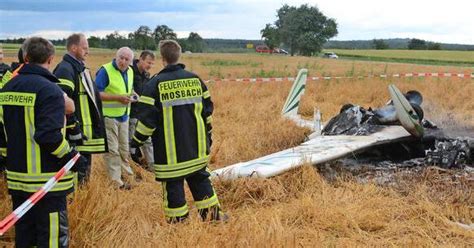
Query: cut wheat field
[[1, 52, 473, 247]]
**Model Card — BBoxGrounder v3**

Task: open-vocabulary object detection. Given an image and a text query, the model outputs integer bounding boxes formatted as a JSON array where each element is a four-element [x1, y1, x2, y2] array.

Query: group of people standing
[[0, 33, 226, 248]]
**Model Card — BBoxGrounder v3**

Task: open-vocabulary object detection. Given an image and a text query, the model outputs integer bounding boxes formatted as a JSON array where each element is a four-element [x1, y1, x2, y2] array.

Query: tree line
[[87, 25, 206, 52], [325, 38, 474, 51], [0, 25, 207, 53], [372, 38, 441, 50]]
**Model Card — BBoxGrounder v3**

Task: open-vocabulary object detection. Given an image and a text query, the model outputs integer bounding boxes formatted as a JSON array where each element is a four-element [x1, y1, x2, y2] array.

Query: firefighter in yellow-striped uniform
[[130, 40, 227, 222], [53, 33, 107, 185], [0, 37, 87, 248], [1, 48, 25, 173]]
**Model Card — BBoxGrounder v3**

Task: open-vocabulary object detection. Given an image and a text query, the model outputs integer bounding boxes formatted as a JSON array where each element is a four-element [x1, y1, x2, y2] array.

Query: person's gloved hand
[[0, 156, 6, 172], [59, 149, 88, 172], [130, 139, 143, 164], [67, 122, 87, 146], [130, 146, 143, 164]]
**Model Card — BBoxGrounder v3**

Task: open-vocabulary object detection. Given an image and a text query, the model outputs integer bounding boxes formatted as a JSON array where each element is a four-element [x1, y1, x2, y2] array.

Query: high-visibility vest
[[101, 62, 133, 117]]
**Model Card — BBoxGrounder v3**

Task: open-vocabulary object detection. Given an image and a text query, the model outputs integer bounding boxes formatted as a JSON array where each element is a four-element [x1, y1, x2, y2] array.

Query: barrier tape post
[[0, 153, 80, 236]]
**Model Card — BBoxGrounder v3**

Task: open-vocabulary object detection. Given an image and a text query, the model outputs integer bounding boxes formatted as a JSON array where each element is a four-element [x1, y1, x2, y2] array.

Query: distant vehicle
[[323, 52, 338, 59], [255, 45, 272, 53], [273, 48, 289, 55]]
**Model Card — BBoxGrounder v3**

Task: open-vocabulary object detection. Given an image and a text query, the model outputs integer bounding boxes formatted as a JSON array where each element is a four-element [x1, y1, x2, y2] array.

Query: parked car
[[323, 52, 338, 59], [274, 48, 289, 55], [255, 45, 272, 53]]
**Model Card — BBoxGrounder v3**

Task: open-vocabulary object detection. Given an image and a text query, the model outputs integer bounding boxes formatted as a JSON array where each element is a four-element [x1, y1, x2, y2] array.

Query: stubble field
[[0, 51, 473, 247]]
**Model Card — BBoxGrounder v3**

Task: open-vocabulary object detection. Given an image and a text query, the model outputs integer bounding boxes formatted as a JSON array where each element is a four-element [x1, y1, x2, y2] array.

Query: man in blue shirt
[[96, 47, 136, 189]]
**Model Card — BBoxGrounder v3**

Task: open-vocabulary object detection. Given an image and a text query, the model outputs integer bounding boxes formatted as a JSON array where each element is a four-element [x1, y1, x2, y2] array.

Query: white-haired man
[[96, 47, 136, 189]]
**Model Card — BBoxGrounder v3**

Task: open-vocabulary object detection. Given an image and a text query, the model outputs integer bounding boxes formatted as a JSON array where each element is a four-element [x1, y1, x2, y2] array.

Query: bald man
[[96, 47, 136, 189]]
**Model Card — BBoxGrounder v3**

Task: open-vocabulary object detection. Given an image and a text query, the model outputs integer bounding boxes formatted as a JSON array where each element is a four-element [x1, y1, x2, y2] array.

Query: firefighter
[[129, 50, 155, 171], [0, 37, 86, 248], [0, 48, 9, 173], [53, 33, 107, 185], [1, 46, 25, 86], [130, 40, 227, 222], [1, 46, 28, 174], [96, 47, 135, 189], [0, 47, 11, 82]]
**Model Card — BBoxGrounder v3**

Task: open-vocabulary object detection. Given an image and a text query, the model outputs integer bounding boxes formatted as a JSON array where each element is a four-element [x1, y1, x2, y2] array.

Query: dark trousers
[[12, 195, 69, 248], [162, 168, 220, 221], [77, 153, 91, 185]]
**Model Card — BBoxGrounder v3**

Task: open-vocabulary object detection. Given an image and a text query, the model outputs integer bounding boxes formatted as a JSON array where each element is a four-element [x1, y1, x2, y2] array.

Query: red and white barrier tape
[[0, 153, 80, 236], [207, 72, 474, 83]]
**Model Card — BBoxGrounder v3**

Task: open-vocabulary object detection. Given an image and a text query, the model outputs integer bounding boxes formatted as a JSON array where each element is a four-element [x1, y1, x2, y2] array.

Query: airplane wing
[[211, 126, 411, 180], [211, 69, 418, 180]]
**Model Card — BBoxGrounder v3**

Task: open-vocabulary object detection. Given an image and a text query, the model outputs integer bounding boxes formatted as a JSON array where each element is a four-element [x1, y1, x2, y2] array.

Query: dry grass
[[1, 53, 473, 247]]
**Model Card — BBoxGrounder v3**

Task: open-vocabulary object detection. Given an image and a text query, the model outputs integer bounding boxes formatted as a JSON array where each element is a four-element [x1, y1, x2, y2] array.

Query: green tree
[[260, 24, 280, 50], [427, 42, 441, 50], [186, 32, 205, 52], [372, 39, 389, 49], [153, 25, 177, 43], [262, 4, 338, 56], [408, 38, 427, 50], [105, 31, 129, 49], [88, 36, 102, 48], [132, 25, 156, 50]]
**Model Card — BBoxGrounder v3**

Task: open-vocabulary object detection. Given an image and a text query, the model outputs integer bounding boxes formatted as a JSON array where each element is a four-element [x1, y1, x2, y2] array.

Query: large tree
[[260, 24, 280, 50], [131, 25, 156, 50], [408, 38, 427, 50], [373, 39, 389, 49], [262, 4, 338, 56], [153, 25, 177, 43], [105, 31, 129, 49], [186, 32, 205, 52]]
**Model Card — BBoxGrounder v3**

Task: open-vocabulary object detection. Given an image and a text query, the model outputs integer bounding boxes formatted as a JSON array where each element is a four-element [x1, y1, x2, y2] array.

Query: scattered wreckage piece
[[425, 139, 473, 168], [388, 84, 424, 137]]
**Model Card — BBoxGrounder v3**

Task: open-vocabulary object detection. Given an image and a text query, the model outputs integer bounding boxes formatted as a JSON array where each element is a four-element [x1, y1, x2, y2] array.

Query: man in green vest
[[96, 47, 136, 189]]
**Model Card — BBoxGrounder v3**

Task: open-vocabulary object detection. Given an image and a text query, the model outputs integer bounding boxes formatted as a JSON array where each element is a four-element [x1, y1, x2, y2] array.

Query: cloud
[[0, 0, 201, 12]]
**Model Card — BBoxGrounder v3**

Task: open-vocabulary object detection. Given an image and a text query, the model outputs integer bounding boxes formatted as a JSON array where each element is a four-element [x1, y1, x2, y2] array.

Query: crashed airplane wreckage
[[211, 69, 473, 180]]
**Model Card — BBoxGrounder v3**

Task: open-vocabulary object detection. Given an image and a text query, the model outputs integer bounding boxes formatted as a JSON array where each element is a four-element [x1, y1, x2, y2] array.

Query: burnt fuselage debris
[[426, 139, 473, 168], [320, 90, 473, 173]]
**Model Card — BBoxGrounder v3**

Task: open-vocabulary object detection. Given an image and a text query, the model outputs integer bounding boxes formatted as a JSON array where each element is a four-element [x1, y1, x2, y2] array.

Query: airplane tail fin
[[281, 69, 307, 117]]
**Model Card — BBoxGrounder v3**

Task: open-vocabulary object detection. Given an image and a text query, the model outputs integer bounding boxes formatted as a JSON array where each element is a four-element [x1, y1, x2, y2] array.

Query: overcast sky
[[1, 0, 473, 44]]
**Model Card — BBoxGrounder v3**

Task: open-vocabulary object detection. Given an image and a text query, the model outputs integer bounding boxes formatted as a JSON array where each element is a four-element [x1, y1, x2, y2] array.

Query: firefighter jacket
[[0, 63, 11, 81], [132, 63, 213, 181], [0, 64, 23, 168], [130, 59, 150, 119], [100, 62, 134, 118], [53, 54, 107, 153], [0, 64, 74, 197]]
